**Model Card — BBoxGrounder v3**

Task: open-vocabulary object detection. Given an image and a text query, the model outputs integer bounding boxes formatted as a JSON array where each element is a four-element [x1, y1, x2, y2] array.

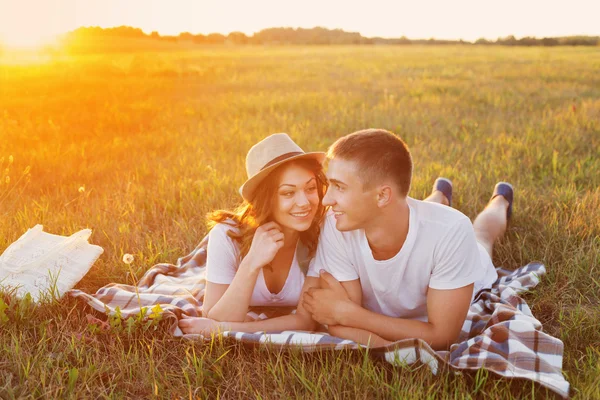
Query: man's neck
[[364, 199, 410, 261]]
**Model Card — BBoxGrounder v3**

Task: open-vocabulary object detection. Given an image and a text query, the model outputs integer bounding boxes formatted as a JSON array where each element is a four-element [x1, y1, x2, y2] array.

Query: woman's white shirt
[[205, 222, 305, 307]]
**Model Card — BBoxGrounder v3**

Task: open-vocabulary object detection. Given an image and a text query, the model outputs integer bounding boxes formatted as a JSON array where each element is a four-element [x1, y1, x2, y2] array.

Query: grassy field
[[0, 44, 599, 398]]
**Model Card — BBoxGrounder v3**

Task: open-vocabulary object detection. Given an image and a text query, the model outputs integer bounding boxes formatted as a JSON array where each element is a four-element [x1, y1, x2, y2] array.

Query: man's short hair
[[327, 129, 412, 196]]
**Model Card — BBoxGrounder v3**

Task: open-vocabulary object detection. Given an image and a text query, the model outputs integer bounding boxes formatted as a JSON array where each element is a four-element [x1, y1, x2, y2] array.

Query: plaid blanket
[[69, 236, 570, 398]]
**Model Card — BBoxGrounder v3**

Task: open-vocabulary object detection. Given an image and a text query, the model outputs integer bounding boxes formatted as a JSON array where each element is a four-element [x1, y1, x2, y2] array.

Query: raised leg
[[473, 183, 512, 257], [424, 177, 452, 206]]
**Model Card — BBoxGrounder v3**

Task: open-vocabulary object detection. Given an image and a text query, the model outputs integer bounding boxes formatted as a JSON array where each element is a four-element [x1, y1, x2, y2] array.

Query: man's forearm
[[328, 325, 392, 347], [339, 302, 453, 350]]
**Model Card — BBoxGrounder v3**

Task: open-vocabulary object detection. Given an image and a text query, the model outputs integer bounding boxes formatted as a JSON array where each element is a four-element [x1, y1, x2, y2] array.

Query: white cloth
[[308, 198, 498, 322], [0, 225, 104, 302], [206, 223, 306, 307]]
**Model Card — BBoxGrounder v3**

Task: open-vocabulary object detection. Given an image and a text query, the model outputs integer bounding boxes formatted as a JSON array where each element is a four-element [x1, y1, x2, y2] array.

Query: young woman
[[179, 133, 326, 334]]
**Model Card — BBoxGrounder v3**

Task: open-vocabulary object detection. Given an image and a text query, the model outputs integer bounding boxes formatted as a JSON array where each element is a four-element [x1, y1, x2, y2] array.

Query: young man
[[302, 129, 512, 350]]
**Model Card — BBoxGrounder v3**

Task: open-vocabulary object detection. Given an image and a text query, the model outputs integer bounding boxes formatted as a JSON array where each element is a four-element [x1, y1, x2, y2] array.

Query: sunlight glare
[[0, 29, 59, 49]]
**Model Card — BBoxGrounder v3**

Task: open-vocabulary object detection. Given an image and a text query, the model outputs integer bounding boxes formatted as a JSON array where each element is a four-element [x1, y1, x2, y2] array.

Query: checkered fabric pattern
[[70, 238, 569, 398]]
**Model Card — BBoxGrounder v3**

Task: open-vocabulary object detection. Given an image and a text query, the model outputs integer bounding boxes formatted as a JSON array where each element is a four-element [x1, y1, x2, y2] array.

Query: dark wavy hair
[[207, 158, 328, 259]]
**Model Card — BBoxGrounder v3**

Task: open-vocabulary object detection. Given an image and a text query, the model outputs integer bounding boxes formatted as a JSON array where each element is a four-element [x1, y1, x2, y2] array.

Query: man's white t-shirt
[[205, 222, 306, 307], [307, 197, 498, 322]]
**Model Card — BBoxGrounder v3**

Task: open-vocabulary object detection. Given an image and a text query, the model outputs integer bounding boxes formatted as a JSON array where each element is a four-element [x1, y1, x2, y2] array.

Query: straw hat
[[239, 133, 325, 201]]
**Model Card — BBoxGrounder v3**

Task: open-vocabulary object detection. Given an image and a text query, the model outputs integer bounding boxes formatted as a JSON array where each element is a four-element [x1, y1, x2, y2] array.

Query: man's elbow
[[429, 330, 461, 351]]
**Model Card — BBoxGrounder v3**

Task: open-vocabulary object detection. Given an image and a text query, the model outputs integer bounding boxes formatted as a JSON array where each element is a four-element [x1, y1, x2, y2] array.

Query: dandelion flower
[[5, 176, 9, 184], [123, 254, 134, 264], [78, 185, 85, 193], [8, 155, 13, 164]]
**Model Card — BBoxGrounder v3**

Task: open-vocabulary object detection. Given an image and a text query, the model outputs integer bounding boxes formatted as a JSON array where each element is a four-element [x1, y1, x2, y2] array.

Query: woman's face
[[270, 163, 320, 233]]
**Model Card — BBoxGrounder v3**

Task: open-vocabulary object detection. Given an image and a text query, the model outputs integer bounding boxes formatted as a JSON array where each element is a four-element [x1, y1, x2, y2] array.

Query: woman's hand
[[244, 221, 285, 270], [202, 222, 283, 322], [179, 315, 228, 336]]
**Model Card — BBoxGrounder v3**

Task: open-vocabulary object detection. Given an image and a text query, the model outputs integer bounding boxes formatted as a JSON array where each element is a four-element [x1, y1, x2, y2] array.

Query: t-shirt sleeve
[[429, 217, 481, 290], [307, 215, 359, 281], [205, 223, 240, 285]]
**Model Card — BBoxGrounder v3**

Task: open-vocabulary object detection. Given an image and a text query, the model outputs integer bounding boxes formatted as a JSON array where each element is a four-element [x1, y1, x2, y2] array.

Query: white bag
[[0, 225, 104, 302]]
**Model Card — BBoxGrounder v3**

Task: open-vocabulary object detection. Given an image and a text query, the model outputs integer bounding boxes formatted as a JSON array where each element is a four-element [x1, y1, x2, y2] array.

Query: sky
[[1, 0, 599, 47]]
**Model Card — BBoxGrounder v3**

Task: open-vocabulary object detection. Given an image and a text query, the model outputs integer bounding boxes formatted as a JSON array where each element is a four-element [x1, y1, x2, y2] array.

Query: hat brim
[[239, 152, 326, 202]]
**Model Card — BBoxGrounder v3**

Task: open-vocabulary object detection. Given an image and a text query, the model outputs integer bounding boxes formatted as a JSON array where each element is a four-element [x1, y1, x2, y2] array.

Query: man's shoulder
[[408, 197, 469, 225], [409, 197, 470, 229]]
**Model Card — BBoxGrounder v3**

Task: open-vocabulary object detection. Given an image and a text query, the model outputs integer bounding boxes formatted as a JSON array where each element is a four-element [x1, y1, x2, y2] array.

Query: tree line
[[61, 26, 600, 47]]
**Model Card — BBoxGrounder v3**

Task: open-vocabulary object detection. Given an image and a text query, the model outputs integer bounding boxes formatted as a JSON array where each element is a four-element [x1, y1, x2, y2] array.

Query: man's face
[[322, 158, 378, 231]]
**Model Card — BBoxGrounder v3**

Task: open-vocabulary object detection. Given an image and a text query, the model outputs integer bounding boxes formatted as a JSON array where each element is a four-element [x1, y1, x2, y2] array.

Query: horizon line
[[67, 24, 600, 42]]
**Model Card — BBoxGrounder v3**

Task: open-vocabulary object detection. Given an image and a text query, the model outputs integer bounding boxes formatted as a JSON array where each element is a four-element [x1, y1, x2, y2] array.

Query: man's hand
[[302, 270, 354, 325], [178, 315, 227, 336]]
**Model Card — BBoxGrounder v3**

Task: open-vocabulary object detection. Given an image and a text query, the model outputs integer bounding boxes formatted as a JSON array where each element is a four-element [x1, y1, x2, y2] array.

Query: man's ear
[[376, 185, 393, 208]]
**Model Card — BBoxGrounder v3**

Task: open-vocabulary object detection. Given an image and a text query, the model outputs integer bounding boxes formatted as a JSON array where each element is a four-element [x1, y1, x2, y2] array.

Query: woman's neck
[[280, 226, 299, 249], [264, 225, 298, 274]]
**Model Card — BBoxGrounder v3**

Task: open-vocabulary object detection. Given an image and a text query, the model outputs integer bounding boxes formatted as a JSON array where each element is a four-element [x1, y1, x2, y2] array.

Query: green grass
[[1, 45, 599, 398]]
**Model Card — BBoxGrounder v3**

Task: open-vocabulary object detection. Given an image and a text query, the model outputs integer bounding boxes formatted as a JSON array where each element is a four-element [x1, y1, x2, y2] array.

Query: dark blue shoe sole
[[491, 182, 514, 219], [433, 178, 453, 207]]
